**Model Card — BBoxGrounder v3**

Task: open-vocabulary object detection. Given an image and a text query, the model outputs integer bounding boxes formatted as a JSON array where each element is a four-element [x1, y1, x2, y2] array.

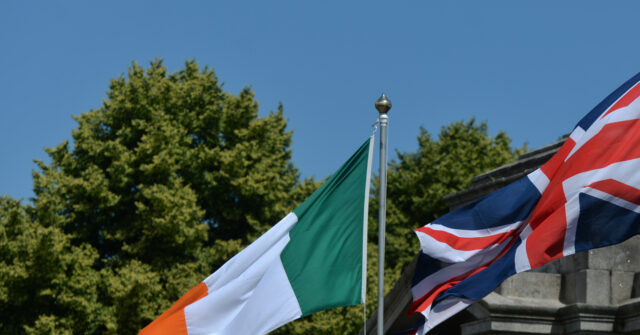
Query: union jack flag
[[410, 72, 640, 334]]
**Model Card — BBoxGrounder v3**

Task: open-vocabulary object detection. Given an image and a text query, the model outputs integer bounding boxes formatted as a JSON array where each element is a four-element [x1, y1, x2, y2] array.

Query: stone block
[[610, 271, 634, 305], [557, 304, 617, 334], [462, 318, 555, 335], [587, 236, 640, 272], [617, 299, 640, 332], [563, 269, 610, 305], [633, 272, 640, 299], [498, 272, 561, 300], [540, 251, 588, 274]]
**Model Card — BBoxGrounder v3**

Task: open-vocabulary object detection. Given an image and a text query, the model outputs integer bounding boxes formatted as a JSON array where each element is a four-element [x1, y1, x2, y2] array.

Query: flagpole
[[375, 93, 391, 335]]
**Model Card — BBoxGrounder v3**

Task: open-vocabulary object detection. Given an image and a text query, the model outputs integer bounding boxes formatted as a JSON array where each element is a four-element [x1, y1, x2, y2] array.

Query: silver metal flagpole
[[375, 93, 391, 335]]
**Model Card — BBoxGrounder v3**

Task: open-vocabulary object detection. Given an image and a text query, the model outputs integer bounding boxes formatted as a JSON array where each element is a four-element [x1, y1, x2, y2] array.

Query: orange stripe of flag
[[139, 282, 209, 335]]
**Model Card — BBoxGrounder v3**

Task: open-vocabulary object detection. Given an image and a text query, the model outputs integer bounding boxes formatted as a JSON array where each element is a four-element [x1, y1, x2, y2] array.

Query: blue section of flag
[[412, 252, 449, 286], [575, 193, 640, 253], [435, 177, 541, 230]]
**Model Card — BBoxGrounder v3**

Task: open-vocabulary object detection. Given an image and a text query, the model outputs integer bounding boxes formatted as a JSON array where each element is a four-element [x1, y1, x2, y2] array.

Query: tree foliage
[[1, 60, 316, 334], [0, 196, 104, 334], [0, 59, 524, 334]]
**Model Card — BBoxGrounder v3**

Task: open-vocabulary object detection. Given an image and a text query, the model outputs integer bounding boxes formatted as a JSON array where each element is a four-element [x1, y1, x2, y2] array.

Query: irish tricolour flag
[[140, 137, 374, 335]]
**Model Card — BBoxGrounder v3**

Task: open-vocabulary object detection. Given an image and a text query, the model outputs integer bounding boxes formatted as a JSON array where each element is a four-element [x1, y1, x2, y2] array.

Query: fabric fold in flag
[[140, 137, 374, 335], [410, 72, 640, 334]]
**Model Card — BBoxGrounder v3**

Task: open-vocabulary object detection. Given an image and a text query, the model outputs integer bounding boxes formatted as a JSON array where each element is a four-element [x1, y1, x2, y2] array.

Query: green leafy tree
[[18, 60, 314, 334], [0, 196, 105, 335]]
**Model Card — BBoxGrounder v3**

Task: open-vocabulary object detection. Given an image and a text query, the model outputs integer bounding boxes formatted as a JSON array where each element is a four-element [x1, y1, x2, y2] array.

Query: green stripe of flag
[[282, 137, 372, 316]]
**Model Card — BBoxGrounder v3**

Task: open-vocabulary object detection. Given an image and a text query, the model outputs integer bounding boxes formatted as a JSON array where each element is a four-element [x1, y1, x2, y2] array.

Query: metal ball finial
[[375, 93, 392, 114]]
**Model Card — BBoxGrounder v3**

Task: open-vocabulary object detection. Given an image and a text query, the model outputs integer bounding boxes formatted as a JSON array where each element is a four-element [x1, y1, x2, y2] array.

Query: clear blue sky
[[2, 1, 639, 201]]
